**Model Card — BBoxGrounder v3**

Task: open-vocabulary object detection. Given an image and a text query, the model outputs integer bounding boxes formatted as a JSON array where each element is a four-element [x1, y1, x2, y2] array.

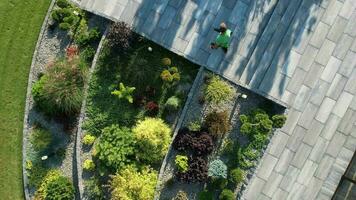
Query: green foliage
[[59, 22, 71, 30], [96, 125, 135, 169], [111, 82, 136, 103], [174, 190, 188, 200], [219, 189, 234, 200], [188, 120, 202, 132], [242, 146, 260, 160], [160, 67, 180, 83], [56, 0, 69, 8], [80, 46, 96, 63], [110, 165, 157, 200], [165, 96, 180, 111], [83, 134, 96, 145], [84, 177, 104, 200], [32, 57, 87, 116], [208, 177, 228, 190], [30, 124, 52, 152], [27, 161, 50, 188], [161, 57, 172, 66], [239, 109, 273, 138], [133, 118, 171, 164], [204, 75, 234, 105], [74, 21, 100, 48], [198, 190, 213, 200], [175, 155, 188, 173], [35, 170, 74, 200], [205, 110, 231, 136], [229, 168, 244, 185], [272, 114, 287, 128], [83, 159, 95, 171], [208, 159, 227, 179], [236, 146, 255, 169]]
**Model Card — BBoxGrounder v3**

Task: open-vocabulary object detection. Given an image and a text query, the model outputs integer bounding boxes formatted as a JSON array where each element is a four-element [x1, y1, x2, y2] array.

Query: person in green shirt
[[210, 22, 232, 53]]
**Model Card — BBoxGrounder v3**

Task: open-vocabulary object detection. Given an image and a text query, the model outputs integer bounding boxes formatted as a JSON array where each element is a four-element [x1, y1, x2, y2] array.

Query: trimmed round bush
[[161, 57, 172, 66], [219, 189, 234, 200], [272, 114, 287, 128], [30, 125, 52, 152], [133, 118, 171, 164], [204, 75, 234, 104], [84, 177, 104, 200], [190, 132, 213, 156], [165, 96, 180, 111], [175, 155, 189, 173], [229, 168, 244, 185], [83, 134, 96, 145], [205, 110, 231, 136], [174, 190, 188, 200], [110, 165, 157, 200], [83, 159, 95, 171], [208, 159, 227, 179]]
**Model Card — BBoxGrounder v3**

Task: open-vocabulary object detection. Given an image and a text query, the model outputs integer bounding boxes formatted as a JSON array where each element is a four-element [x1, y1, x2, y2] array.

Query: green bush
[[83, 134, 96, 145], [30, 124, 52, 152], [84, 177, 104, 200], [165, 96, 180, 111], [110, 166, 157, 200], [188, 120, 202, 132], [205, 110, 231, 136], [35, 170, 74, 200], [204, 75, 234, 104], [59, 22, 71, 30], [208, 177, 228, 190], [174, 190, 188, 200], [83, 159, 95, 171], [111, 82, 136, 103], [56, 0, 70, 8], [272, 114, 287, 128], [80, 46, 96, 63], [208, 159, 227, 179], [32, 57, 87, 116], [175, 155, 188, 173], [27, 161, 50, 188], [198, 190, 213, 200], [75, 27, 100, 47], [133, 118, 171, 164], [161, 57, 172, 66], [239, 109, 273, 138], [160, 67, 180, 83], [51, 8, 71, 23], [243, 146, 259, 160], [96, 125, 135, 169], [229, 168, 244, 185], [219, 189, 234, 200]]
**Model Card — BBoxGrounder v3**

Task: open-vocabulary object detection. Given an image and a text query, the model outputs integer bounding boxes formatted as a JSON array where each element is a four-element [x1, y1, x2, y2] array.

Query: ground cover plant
[[0, 0, 51, 198], [81, 22, 199, 199]]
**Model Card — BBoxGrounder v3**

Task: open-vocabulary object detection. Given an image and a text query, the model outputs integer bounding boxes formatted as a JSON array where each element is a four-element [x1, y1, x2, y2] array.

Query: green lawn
[[0, 0, 51, 199]]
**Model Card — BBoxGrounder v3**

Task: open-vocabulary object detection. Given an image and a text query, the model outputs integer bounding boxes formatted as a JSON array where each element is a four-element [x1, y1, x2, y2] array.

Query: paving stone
[[303, 62, 324, 88], [297, 159, 318, 185], [326, 16, 348, 42], [315, 97, 336, 123], [326, 131, 346, 157], [281, 50, 302, 77], [272, 188, 288, 200], [157, 5, 176, 29], [298, 102, 319, 129], [339, 0, 356, 19], [315, 155, 335, 180], [321, 0, 343, 25], [195, 11, 215, 37], [281, 109, 302, 134], [320, 56, 342, 83], [119, 0, 140, 24], [320, 114, 342, 140], [351, 38, 356, 52], [286, 68, 307, 94], [244, 177, 266, 200], [316, 191, 331, 200], [287, 182, 306, 200], [293, 85, 312, 111], [291, 143, 312, 168], [262, 171, 283, 197], [280, 166, 300, 192], [142, 10, 161, 36], [257, 194, 270, 200], [310, 79, 331, 106], [335, 147, 354, 169], [333, 34, 353, 59], [281, 90, 297, 105], [302, 177, 324, 200], [323, 167, 343, 195], [257, 154, 279, 181], [325, 74, 348, 100], [309, 136, 329, 163], [315, 39, 336, 66], [344, 10, 356, 37], [337, 108, 356, 135], [268, 131, 290, 157], [274, 148, 295, 174], [338, 50, 356, 77], [350, 95, 356, 111], [344, 68, 356, 94], [286, 125, 306, 152], [332, 91, 354, 117], [303, 119, 324, 146], [344, 135, 356, 151], [297, 45, 319, 71], [309, 22, 330, 48]]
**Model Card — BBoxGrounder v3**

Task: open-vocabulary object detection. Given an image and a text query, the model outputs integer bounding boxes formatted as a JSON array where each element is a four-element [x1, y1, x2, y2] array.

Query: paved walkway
[[71, 0, 356, 199]]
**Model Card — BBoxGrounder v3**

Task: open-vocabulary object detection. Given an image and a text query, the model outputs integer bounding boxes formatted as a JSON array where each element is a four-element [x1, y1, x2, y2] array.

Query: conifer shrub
[[165, 96, 180, 111], [219, 189, 234, 200], [229, 168, 244, 185], [208, 159, 227, 179], [83, 159, 95, 171], [205, 110, 231, 136], [204, 75, 234, 105], [175, 155, 189, 173], [272, 114, 287, 128]]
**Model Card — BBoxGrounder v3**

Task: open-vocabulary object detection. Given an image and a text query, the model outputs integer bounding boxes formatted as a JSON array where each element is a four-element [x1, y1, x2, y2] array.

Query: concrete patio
[[70, 0, 356, 199]]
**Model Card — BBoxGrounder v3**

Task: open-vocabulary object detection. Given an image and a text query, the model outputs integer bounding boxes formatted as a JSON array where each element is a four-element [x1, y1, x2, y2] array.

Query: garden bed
[[23, 0, 108, 199], [156, 70, 286, 200], [78, 22, 200, 200]]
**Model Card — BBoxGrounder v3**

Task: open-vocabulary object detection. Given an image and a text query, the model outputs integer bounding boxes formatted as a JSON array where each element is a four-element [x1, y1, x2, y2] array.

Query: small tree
[[111, 82, 135, 103]]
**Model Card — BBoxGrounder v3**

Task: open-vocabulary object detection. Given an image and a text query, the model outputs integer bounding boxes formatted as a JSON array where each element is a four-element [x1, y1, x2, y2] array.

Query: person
[[210, 22, 232, 53]]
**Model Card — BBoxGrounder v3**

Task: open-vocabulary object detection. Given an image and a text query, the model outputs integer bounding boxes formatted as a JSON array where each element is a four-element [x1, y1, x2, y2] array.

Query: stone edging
[[154, 66, 205, 199], [74, 26, 109, 200], [22, 0, 57, 199]]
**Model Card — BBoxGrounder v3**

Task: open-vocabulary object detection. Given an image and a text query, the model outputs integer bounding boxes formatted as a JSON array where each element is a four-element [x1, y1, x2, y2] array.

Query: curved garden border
[[22, 0, 56, 199]]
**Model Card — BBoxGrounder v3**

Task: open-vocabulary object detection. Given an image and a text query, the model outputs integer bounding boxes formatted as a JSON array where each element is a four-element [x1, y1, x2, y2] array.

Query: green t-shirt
[[215, 29, 232, 48]]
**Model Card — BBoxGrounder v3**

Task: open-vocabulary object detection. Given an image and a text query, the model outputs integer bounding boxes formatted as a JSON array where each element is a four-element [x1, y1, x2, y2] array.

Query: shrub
[[176, 157, 208, 182], [205, 110, 231, 136], [83, 159, 95, 171], [51, 8, 72, 23], [83, 134, 96, 145], [219, 189, 234, 200], [272, 114, 287, 128], [27, 161, 50, 188], [165, 96, 180, 111], [56, 0, 70, 8], [161, 57, 172, 66], [133, 118, 171, 164], [30, 125, 52, 152], [174, 190, 188, 200], [198, 190, 213, 200], [172, 130, 192, 152], [208, 177, 228, 190], [204, 75, 233, 104], [229, 168, 244, 185], [239, 109, 273, 138], [190, 132, 213, 156], [160, 67, 180, 83], [107, 22, 135, 51], [84, 177, 104, 200], [75, 27, 100, 47], [111, 82, 135, 103], [65, 45, 79, 59], [145, 101, 159, 116], [96, 125, 135, 169], [188, 120, 202, 132], [243, 146, 260, 160], [175, 155, 188, 173], [59, 22, 71, 30], [208, 159, 227, 179], [110, 166, 157, 200], [35, 170, 74, 200], [32, 57, 87, 116], [80, 46, 96, 63]]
